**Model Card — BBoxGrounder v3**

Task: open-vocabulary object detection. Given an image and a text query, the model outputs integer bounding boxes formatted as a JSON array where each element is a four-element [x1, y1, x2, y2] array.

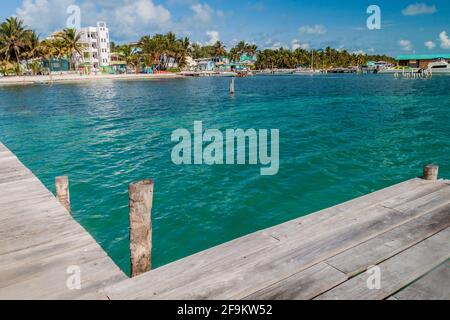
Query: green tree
[[0, 17, 31, 67], [56, 28, 83, 70]]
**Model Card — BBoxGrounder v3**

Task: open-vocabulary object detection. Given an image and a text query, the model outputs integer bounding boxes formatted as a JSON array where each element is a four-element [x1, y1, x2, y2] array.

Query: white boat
[[378, 66, 419, 74], [293, 68, 316, 75], [427, 60, 450, 73], [219, 71, 238, 77], [272, 69, 294, 75]]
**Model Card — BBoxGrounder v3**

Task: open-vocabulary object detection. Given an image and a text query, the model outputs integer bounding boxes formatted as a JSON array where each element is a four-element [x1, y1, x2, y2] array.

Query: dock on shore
[[0, 141, 448, 299]]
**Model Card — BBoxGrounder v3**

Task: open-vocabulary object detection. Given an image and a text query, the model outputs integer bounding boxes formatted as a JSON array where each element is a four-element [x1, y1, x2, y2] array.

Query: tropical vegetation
[[0, 17, 86, 75], [256, 47, 395, 70], [0, 16, 395, 76]]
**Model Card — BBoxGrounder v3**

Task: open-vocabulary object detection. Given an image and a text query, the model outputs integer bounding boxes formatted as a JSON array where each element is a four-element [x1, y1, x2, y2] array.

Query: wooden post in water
[[423, 164, 439, 181], [55, 176, 71, 214], [129, 179, 153, 277], [230, 78, 235, 95]]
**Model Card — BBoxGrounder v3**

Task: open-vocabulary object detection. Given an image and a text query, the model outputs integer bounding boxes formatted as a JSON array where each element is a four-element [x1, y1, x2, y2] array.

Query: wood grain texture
[[243, 262, 348, 300], [315, 228, 450, 300], [326, 203, 450, 275], [105, 182, 450, 300], [392, 260, 450, 300], [0, 143, 126, 299]]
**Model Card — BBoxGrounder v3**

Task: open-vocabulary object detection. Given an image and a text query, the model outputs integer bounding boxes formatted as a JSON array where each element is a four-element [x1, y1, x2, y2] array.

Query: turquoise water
[[0, 75, 449, 274]]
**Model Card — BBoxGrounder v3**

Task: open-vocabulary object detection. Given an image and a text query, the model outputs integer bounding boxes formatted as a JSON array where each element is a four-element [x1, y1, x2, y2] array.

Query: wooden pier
[[0, 142, 126, 299], [0, 141, 448, 299]]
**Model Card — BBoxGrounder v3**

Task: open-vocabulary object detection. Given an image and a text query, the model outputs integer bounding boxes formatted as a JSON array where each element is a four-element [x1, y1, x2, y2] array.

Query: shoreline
[[0, 73, 184, 86]]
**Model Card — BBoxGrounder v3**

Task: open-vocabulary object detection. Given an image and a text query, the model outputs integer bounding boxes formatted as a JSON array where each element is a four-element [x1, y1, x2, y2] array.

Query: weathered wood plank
[[392, 260, 450, 300], [243, 262, 348, 300], [261, 179, 448, 242], [105, 184, 449, 300], [326, 203, 450, 275], [0, 142, 125, 299], [315, 228, 450, 300]]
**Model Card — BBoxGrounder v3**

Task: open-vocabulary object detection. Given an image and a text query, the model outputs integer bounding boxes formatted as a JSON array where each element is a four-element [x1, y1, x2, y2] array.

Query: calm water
[[0, 74, 449, 274]]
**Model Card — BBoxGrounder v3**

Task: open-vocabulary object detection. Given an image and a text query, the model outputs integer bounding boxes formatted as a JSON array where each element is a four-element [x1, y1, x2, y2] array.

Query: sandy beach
[[0, 73, 184, 86]]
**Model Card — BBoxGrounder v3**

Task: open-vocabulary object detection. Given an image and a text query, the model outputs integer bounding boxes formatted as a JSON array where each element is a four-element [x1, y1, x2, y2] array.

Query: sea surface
[[0, 74, 449, 274]]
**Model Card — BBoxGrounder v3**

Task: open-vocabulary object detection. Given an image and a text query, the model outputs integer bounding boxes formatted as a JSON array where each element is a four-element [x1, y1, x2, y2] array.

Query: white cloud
[[291, 39, 309, 50], [205, 30, 219, 45], [191, 3, 214, 23], [14, 0, 227, 42], [402, 3, 436, 16], [16, 0, 75, 35], [399, 39, 414, 51], [299, 24, 327, 35], [352, 50, 367, 55], [262, 39, 285, 50], [439, 31, 450, 49], [424, 40, 436, 50], [16, 0, 172, 40], [113, 0, 171, 38]]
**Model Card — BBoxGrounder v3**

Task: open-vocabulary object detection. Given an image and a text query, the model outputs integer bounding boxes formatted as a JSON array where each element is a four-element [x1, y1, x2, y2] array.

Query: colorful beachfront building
[[78, 22, 111, 71], [193, 54, 256, 72], [194, 56, 230, 71], [396, 54, 450, 69], [42, 58, 70, 72]]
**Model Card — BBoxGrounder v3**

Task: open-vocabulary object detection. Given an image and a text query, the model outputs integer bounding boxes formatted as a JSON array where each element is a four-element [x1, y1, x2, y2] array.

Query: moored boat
[[427, 60, 450, 74], [378, 66, 419, 74]]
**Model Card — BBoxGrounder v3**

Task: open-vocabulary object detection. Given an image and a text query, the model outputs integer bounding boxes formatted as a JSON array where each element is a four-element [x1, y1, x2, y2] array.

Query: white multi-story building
[[79, 22, 111, 69]]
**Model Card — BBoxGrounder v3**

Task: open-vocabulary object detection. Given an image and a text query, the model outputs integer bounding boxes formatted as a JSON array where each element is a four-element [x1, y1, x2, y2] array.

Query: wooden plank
[[326, 203, 450, 275], [0, 255, 126, 300], [261, 179, 448, 242], [392, 260, 450, 300], [243, 262, 348, 300], [315, 228, 450, 300], [0, 142, 126, 299], [383, 185, 450, 218], [105, 184, 450, 300]]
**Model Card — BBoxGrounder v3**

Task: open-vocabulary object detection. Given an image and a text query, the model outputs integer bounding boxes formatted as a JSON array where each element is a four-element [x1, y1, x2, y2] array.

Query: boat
[[33, 80, 51, 85], [254, 69, 274, 75], [378, 66, 420, 74], [219, 71, 238, 77], [427, 60, 450, 74], [293, 68, 316, 75], [272, 69, 294, 75]]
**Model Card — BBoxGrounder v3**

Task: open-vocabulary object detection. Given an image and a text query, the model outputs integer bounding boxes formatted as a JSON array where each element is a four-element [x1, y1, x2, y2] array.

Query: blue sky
[[1, 0, 450, 56]]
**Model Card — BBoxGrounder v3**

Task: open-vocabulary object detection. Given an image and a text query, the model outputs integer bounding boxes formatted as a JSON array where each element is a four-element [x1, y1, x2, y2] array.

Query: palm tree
[[57, 28, 83, 70], [246, 44, 258, 56], [213, 41, 226, 58], [23, 31, 41, 58], [0, 17, 31, 66], [118, 44, 139, 73], [173, 37, 190, 68], [229, 47, 240, 62], [23, 30, 42, 72]]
